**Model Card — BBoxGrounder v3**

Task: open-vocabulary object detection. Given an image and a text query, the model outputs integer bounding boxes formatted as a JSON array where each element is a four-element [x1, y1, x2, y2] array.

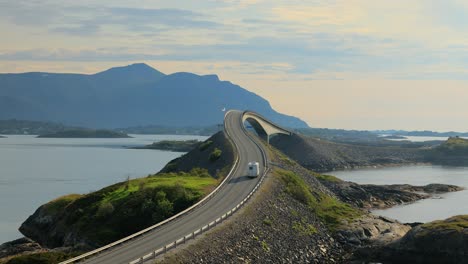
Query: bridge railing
[[243, 110, 293, 136], [59, 111, 241, 264]]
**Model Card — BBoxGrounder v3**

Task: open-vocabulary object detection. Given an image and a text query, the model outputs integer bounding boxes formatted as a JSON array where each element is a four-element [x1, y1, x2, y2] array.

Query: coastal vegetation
[[275, 169, 361, 231], [311, 172, 343, 183], [20, 169, 217, 248], [420, 215, 468, 232]]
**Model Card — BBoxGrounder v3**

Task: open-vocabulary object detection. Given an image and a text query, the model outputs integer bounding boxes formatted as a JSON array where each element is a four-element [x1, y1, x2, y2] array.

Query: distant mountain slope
[[0, 64, 308, 128]]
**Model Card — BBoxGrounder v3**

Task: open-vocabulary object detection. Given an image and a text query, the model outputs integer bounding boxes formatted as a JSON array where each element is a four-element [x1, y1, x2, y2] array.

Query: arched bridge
[[63, 110, 291, 264], [242, 111, 292, 144]]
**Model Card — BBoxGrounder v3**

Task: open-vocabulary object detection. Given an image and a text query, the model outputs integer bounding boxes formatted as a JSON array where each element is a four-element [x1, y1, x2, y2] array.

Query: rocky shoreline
[[316, 175, 463, 210], [354, 215, 468, 263]]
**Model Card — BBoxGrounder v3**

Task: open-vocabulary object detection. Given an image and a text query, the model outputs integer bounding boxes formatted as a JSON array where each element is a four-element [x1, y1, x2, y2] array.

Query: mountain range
[[0, 63, 308, 128]]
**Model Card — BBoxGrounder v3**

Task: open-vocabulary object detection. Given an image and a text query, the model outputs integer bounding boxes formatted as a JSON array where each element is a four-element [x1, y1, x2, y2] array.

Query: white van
[[247, 162, 260, 177]]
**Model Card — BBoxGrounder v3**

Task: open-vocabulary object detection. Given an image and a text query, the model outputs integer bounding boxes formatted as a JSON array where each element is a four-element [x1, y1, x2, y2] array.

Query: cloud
[[105, 7, 220, 29], [0, 1, 220, 37], [2, 0, 468, 80]]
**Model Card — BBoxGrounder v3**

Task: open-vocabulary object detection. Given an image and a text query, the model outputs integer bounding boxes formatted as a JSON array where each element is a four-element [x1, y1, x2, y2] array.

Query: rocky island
[[37, 129, 131, 138], [426, 136, 468, 166], [134, 140, 201, 152]]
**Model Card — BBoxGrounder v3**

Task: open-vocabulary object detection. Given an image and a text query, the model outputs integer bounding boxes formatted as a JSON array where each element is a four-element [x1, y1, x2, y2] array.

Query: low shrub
[[209, 148, 222, 162]]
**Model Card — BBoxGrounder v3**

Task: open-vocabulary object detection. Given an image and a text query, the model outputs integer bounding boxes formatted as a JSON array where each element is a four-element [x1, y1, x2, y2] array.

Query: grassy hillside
[[20, 169, 218, 248], [275, 169, 361, 231]]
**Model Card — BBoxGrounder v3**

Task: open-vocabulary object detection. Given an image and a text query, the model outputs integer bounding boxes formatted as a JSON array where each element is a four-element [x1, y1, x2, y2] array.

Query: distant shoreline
[[37, 129, 132, 138]]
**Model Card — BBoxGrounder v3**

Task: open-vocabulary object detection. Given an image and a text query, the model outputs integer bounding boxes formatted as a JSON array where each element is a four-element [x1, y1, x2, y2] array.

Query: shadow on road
[[228, 175, 253, 184]]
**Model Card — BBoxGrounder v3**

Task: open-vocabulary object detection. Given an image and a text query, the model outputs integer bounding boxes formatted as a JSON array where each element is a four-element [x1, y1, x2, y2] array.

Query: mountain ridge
[[0, 63, 309, 129]]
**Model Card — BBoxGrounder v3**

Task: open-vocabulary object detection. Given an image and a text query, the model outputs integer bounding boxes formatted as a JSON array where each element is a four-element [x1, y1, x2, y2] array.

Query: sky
[[1, 0, 468, 131]]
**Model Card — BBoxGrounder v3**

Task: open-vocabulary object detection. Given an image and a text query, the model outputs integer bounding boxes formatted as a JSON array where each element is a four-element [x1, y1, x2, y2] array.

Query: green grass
[[421, 215, 468, 232], [101, 172, 215, 205], [279, 155, 297, 166], [43, 194, 83, 214], [275, 169, 361, 231], [311, 172, 343, 183], [292, 219, 317, 236], [37, 168, 218, 246], [263, 218, 273, 226], [444, 137, 468, 147], [261, 240, 270, 252]]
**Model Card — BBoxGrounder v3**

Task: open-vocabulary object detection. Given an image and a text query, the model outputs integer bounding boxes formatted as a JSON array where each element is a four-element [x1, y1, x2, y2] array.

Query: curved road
[[81, 110, 266, 264]]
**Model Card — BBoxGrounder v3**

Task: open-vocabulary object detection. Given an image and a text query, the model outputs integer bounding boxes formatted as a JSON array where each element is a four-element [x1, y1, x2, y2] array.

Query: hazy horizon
[[2, 1, 468, 131]]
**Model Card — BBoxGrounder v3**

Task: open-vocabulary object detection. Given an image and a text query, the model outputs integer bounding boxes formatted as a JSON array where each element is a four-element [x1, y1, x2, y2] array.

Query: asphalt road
[[82, 110, 265, 264]]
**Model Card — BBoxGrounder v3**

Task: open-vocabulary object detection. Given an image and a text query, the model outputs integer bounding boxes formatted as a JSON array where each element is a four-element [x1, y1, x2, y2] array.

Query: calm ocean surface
[[330, 165, 468, 223], [0, 134, 207, 244]]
